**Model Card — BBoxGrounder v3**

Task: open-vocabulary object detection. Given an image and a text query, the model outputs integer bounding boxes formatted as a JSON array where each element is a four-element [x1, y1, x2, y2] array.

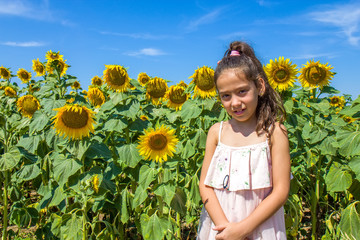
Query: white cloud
[[186, 8, 223, 32], [290, 52, 337, 60], [125, 48, 167, 56], [0, 0, 73, 26], [1, 41, 45, 47], [309, 3, 360, 46]]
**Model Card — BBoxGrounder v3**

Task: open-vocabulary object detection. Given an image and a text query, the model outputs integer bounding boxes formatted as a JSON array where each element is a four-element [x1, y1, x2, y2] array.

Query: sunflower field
[[0, 51, 359, 240]]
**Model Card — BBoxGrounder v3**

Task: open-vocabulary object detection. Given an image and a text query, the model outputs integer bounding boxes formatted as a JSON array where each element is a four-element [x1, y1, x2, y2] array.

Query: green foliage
[[0, 58, 359, 240]]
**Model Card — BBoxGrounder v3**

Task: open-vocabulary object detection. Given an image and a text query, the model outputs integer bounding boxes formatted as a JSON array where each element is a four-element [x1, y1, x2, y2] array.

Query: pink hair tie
[[230, 50, 240, 56]]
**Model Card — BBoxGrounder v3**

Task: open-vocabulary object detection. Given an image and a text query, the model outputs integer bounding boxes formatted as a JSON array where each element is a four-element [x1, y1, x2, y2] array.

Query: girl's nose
[[231, 97, 242, 109]]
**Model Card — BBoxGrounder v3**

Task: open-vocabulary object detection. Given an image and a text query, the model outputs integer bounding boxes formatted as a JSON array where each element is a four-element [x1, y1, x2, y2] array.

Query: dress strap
[[218, 121, 223, 143]]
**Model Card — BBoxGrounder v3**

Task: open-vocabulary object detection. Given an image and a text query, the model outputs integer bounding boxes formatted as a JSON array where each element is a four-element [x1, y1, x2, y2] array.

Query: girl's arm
[[214, 122, 291, 239], [199, 123, 229, 226]]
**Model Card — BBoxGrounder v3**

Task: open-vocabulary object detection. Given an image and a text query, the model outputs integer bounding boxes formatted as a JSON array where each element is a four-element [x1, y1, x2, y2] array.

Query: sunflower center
[[20, 72, 30, 80], [1, 68, 10, 78], [274, 69, 289, 83], [196, 74, 215, 91], [170, 89, 187, 104], [23, 97, 39, 114], [35, 64, 44, 73], [149, 134, 168, 150], [108, 68, 126, 86], [331, 98, 339, 104], [61, 108, 89, 129], [306, 66, 326, 85], [140, 77, 149, 85]]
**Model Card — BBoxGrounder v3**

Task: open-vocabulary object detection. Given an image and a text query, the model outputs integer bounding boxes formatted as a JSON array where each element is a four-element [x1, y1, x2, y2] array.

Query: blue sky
[[1, 0, 360, 98]]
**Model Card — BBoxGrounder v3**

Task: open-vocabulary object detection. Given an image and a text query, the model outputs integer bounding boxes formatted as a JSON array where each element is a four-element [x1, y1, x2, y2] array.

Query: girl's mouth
[[233, 109, 245, 115]]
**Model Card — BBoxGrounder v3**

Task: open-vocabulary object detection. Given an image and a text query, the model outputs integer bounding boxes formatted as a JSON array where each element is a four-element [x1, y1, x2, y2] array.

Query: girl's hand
[[213, 222, 250, 240]]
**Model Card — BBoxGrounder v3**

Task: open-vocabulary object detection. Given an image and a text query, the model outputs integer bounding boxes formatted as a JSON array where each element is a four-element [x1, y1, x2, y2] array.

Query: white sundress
[[197, 121, 287, 240]]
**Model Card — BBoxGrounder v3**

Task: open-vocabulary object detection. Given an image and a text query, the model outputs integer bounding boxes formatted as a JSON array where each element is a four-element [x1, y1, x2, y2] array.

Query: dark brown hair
[[215, 41, 286, 140]]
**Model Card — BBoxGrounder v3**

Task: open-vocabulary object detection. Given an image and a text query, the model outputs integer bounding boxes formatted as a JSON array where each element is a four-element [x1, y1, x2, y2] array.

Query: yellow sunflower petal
[[17, 68, 32, 84], [165, 81, 189, 111], [32, 58, 46, 77], [0, 66, 11, 80], [145, 77, 168, 105], [299, 60, 335, 88], [189, 66, 216, 99], [137, 125, 178, 163], [17, 95, 40, 118], [138, 72, 151, 86], [264, 56, 298, 91], [103, 65, 130, 92], [52, 104, 95, 140], [4, 86, 17, 97], [87, 87, 106, 107]]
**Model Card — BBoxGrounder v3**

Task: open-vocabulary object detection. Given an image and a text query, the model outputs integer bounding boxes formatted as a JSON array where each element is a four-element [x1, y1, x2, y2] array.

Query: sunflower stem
[[2, 170, 9, 240]]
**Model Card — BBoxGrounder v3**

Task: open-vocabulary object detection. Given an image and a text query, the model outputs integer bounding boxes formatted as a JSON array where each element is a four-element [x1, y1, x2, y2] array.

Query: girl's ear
[[257, 77, 266, 96]]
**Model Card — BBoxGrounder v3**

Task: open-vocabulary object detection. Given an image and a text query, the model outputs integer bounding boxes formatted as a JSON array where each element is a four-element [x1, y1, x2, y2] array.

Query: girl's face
[[216, 69, 264, 124]]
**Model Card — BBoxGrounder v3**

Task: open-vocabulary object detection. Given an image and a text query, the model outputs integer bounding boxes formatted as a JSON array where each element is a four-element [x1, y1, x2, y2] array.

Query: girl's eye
[[220, 94, 230, 100]]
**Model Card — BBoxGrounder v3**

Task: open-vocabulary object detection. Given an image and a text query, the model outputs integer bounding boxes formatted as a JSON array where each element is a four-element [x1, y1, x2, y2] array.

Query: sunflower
[[189, 66, 216, 99], [45, 50, 63, 62], [103, 65, 130, 92], [140, 115, 148, 121], [87, 87, 106, 108], [71, 81, 81, 90], [17, 95, 41, 118], [137, 125, 179, 163], [138, 72, 150, 86], [82, 90, 88, 95], [92, 175, 100, 193], [145, 77, 168, 105], [46, 59, 68, 77], [0, 66, 11, 80], [342, 116, 357, 124], [52, 104, 96, 140], [4, 86, 17, 97], [17, 68, 32, 84], [165, 81, 189, 110], [299, 60, 335, 88], [32, 58, 46, 77], [91, 76, 103, 86], [329, 96, 345, 109], [264, 57, 298, 91]]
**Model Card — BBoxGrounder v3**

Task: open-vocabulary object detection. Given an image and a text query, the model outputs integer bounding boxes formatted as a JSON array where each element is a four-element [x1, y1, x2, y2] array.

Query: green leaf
[[325, 162, 352, 192], [338, 201, 360, 240], [181, 100, 202, 121], [154, 184, 175, 206], [85, 142, 112, 160], [16, 163, 40, 181], [170, 188, 187, 215], [52, 153, 82, 187], [194, 128, 207, 149], [29, 112, 49, 134], [103, 118, 128, 132], [139, 165, 157, 188], [189, 175, 201, 204], [121, 99, 140, 119], [41, 98, 66, 115], [337, 130, 360, 157], [121, 188, 130, 224], [349, 157, 360, 182], [61, 213, 83, 240], [0, 146, 21, 171], [116, 143, 142, 168], [181, 140, 195, 159], [309, 126, 328, 144], [17, 134, 42, 154], [9, 207, 39, 228], [132, 185, 148, 209], [49, 185, 66, 207], [140, 213, 172, 240]]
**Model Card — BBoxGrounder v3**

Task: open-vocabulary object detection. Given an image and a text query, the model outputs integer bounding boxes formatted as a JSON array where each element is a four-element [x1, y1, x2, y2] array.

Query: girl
[[197, 41, 291, 240]]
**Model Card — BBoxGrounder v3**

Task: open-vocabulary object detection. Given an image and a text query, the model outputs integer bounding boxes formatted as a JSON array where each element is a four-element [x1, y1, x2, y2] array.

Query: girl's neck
[[229, 117, 258, 137]]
